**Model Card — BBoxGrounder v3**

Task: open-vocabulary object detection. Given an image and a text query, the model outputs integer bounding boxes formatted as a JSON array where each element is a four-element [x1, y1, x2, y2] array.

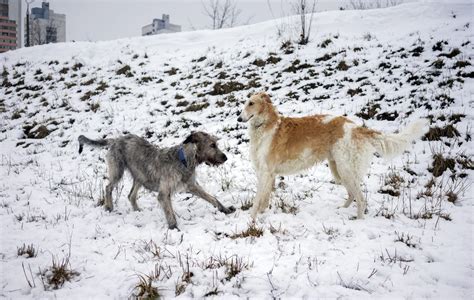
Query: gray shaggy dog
[[78, 131, 235, 229]]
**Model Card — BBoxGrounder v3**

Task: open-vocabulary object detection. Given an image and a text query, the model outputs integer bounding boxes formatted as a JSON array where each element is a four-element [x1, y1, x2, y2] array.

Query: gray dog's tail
[[78, 135, 112, 154]]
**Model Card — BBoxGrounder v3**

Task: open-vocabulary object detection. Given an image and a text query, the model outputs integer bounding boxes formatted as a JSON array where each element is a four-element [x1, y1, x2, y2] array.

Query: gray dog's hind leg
[[104, 154, 124, 212], [187, 183, 236, 214], [128, 180, 141, 211], [157, 190, 178, 230]]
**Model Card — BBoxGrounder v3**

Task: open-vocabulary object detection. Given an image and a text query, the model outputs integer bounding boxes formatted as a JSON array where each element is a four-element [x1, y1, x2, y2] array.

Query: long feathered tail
[[78, 135, 113, 154], [367, 119, 429, 159]]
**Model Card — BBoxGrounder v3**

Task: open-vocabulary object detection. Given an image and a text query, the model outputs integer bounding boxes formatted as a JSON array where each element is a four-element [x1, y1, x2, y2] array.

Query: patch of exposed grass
[[283, 59, 313, 73], [164, 67, 179, 75], [185, 102, 209, 112], [72, 62, 83, 71], [347, 87, 363, 97], [356, 102, 380, 119], [229, 223, 264, 239], [423, 124, 460, 141], [320, 38, 332, 48], [379, 172, 405, 197], [438, 48, 461, 59], [252, 58, 266, 67], [428, 153, 456, 177], [116, 65, 133, 77], [209, 81, 245, 95], [453, 60, 471, 68], [431, 58, 445, 69], [280, 40, 294, 54]]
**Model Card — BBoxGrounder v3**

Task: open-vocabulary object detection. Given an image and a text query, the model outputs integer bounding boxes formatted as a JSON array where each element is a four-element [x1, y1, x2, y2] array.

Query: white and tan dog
[[238, 92, 427, 219]]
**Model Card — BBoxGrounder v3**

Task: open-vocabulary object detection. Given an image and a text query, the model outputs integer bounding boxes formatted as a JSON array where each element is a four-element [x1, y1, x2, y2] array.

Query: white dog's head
[[237, 92, 274, 123]]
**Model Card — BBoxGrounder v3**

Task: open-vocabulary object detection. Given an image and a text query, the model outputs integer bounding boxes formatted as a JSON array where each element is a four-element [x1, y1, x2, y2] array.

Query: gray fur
[[78, 131, 235, 230]]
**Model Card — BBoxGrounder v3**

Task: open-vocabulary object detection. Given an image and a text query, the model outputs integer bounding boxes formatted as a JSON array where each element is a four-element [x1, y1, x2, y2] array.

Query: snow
[[1, 1, 473, 298]]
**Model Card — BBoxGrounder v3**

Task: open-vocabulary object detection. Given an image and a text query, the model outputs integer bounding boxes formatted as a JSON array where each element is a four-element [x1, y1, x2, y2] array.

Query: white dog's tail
[[367, 119, 428, 159]]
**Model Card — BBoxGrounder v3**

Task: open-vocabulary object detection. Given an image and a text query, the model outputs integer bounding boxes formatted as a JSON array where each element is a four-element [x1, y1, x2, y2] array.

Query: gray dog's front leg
[[157, 190, 178, 230], [187, 183, 235, 214]]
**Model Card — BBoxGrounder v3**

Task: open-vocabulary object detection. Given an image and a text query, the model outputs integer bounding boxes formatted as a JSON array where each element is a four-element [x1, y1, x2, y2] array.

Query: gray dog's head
[[184, 131, 227, 166]]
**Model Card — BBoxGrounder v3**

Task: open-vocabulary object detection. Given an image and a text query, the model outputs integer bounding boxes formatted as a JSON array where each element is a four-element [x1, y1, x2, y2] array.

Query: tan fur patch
[[267, 114, 351, 166], [351, 126, 381, 146]]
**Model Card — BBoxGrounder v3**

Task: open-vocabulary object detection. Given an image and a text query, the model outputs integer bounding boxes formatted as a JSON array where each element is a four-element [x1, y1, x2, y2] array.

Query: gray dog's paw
[[222, 205, 236, 214], [168, 224, 180, 231]]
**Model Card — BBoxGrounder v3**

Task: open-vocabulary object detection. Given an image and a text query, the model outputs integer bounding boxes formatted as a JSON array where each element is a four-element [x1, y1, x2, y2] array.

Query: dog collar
[[178, 147, 187, 168]]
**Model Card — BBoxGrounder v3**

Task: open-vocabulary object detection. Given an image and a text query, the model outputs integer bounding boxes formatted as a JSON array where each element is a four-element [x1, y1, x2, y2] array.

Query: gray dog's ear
[[183, 132, 196, 144]]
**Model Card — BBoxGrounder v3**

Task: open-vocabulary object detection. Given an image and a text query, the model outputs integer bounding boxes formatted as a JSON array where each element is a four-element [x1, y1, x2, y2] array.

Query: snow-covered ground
[[1, 1, 473, 298]]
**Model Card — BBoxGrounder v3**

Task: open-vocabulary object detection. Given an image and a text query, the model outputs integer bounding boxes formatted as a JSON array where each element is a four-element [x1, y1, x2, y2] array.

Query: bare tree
[[202, 0, 242, 29], [30, 18, 45, 46], [30, 18, 57, 46], [347, 0, 403, 10], [266, 0, 290, 38], [292, 0, 316, 45]]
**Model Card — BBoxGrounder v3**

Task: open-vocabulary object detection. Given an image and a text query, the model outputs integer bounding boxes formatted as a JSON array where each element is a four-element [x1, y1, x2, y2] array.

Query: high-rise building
[[0, 0, 20, 53], [142, 14, 181, 36], [26, 1, 65, 46]]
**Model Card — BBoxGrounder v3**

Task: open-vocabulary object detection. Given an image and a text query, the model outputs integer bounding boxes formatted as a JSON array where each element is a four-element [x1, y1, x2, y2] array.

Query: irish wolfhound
[[238, 92, 427, 220], [78, 131, 235, 229]]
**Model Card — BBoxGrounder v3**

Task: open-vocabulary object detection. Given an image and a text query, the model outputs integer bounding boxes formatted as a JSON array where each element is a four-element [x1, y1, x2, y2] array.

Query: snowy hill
[[1, 1, 473, 298]]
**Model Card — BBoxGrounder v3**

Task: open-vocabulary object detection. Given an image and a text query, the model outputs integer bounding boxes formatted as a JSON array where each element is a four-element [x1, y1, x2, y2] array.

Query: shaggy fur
[[238, 92, 428, 219], [78, 131, 235, 229]]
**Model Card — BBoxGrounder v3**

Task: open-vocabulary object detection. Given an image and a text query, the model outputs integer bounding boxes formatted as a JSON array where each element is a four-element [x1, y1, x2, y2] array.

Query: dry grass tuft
[[17, 243, 37, 258], [229, 222, 264, 239], [39, 257, 80, 290]]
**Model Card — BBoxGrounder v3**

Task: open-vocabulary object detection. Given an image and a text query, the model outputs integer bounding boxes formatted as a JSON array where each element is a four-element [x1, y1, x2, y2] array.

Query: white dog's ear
[[261, 92, 272, 104]]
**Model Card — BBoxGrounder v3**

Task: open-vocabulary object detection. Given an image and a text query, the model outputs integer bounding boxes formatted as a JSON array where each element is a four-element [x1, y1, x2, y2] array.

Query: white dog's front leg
[[251, 172, 275, 219]]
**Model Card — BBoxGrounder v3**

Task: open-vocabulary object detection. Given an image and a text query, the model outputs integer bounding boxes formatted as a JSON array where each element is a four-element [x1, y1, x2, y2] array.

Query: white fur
[[369, 119, 429, 159], [321, 115, 337, 124]]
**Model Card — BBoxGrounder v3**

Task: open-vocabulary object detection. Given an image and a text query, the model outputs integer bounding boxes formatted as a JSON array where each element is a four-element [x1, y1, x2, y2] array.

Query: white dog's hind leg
[[340, 191, 354, 208], [339, 174, 366, 219], [329, 160, 342, 185], [333, 150, 369, 218]]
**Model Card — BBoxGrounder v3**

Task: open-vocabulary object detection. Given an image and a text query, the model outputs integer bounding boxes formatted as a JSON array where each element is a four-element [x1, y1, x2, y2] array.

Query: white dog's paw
[[250, 207, 259, 220]]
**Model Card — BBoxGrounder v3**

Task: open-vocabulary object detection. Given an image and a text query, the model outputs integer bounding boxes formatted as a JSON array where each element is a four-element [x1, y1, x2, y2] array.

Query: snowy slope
[[1, 1, 473, 299]]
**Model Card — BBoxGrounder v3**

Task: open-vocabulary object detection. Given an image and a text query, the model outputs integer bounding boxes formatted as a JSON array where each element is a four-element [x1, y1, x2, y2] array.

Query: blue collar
[[178, 147, 187, 168]]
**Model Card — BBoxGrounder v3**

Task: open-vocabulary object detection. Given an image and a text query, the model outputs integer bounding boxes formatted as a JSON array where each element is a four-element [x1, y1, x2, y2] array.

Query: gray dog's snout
[[222, 154, 228, 162]]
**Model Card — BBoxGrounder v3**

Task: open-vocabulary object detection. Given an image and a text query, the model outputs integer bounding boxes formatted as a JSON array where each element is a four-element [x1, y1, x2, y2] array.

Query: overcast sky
[[26, 0, 351, 42]]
